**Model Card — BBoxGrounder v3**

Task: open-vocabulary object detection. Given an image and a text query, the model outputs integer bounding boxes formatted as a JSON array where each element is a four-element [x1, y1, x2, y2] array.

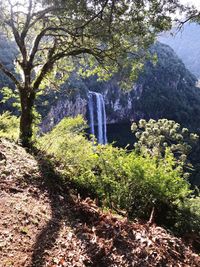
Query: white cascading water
[[88, 91, 107, 144]]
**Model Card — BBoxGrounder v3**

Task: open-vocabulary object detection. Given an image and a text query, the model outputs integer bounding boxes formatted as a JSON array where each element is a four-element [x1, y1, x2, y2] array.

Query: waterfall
[[88, 91, 107, 144], [88, 93, 95, 137]]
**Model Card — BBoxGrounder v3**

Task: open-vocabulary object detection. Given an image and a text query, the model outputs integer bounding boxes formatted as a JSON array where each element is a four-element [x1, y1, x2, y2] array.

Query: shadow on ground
[[29, 149, 200, 267], [30, 150, 112, 267], [30, 151, 71, 266]]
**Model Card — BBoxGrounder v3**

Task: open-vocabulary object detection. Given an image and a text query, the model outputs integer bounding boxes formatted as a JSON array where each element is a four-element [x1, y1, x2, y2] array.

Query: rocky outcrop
[[40, 81, 144, 133], [40, 95, 87, 133]]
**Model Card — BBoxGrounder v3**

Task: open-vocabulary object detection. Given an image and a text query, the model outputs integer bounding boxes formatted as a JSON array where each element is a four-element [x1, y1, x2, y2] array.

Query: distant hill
[[159, 23, 200, 78], [0, 33, 17, 88]]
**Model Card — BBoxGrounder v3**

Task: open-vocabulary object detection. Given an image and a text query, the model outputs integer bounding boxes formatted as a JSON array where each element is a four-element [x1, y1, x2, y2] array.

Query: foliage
[[37, 115, 93, 179], [117, 149, 191, 219], [36, 73, 89, 119], [0, 87, 21, 112], [131, 118, 199, 177], [174, 196, 200, 236], [37, 116, 192, 223], [0, 111, 19, 140], [34, 115, 200, 241], [0, 109, 40, 142], [0, 0, 181, 146]]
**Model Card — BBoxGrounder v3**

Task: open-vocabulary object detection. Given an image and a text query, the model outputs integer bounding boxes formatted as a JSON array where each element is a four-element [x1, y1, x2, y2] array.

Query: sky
[[180, 0, 200, 9]]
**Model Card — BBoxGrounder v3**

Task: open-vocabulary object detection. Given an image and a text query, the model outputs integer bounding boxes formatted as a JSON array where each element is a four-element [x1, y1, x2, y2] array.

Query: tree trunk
[[19, 87, 35, 148]]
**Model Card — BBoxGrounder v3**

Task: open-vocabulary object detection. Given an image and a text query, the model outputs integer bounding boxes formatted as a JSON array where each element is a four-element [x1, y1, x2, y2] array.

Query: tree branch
[[78, 0, 109, 30], [0, 61, 20, 87], [21, 0, 33, 40], [32, 46, 103, 90], [29, 26, 79, 64], [177, 11, 200, 31], [29, 6, 63, 29], [7, 1, 27, 61], [33, 60, 54, 90]]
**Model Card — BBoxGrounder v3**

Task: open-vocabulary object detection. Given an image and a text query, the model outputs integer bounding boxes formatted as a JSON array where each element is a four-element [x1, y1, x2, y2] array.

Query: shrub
[[174, 196, 200, 236], [94, 147, 191, 220], [0, 111, 19, 141], [37, 116, 96, 190], [37, 117, 192, 223]]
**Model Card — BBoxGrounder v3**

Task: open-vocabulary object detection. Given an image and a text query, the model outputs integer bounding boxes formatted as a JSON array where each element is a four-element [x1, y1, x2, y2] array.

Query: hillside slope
[[0, 138, 200, 267], [159, 23, 200, 78]]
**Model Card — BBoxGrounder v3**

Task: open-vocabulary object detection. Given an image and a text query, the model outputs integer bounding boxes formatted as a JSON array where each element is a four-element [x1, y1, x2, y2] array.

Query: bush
[[36, 116, 200, 242], [93, 147, 191, 220], [37, 117, 192, 222], [0, 111, 19, 141], [175, 196, 200, 236], [117, 149, 191, 219], [37, 116, 96, 188]]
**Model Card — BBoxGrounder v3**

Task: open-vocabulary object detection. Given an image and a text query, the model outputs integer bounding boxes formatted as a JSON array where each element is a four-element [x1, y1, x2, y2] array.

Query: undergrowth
[[0, 111, 19, 141], [1, 113, 200, 248], [36, 116, 200, 241]]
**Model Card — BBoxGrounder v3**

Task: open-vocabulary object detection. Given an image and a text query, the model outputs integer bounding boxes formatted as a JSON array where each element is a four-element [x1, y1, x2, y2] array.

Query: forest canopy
[[0, 0, 181, 146]]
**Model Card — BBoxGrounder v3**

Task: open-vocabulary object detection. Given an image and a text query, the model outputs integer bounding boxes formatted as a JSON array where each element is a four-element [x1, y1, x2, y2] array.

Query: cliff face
[[40, 42, 200, 132], [39, 82, 143, 132], [40, 95, 88, 133]]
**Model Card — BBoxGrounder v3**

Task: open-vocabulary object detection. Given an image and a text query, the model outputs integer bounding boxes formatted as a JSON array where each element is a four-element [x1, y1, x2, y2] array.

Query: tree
[[0, 0, 180, 147], [131, 119, 199, 177]]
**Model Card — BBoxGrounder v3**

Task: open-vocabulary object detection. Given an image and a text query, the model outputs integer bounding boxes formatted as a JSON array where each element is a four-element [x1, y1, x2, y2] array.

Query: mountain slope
[[1, 138, 200, 267], [132, 42, 200, 130], [38, 42, 200, 137], [159, 23, 200, 78]]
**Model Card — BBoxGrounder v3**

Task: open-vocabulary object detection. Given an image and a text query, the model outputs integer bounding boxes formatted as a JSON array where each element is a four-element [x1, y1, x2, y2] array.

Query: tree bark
[[19, 87, 35, 148]]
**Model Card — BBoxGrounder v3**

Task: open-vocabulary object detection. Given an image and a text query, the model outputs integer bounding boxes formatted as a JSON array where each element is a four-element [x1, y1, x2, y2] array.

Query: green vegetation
[[1, 110, 200, 245], [131, 118, 200, 186], [0, 0, 179, 147], [0, 112, 19, 141], [0, 0, 200, 255], [35, 116, 200, 238], [174, 196, 200, 236], [132, 118, 198, 171]]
